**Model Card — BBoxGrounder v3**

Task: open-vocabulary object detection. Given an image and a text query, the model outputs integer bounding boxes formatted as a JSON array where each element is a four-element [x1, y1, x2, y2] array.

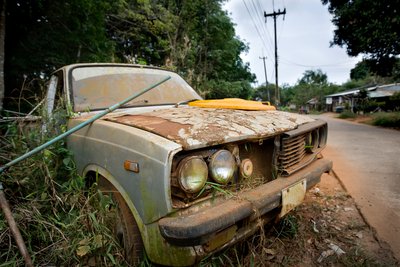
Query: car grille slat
[[282, 135, 305, 145], [279, 134, 307, 175], [278, 120, 327, 176], [280, 149, 306, 164], [281, 139, 305, 154]]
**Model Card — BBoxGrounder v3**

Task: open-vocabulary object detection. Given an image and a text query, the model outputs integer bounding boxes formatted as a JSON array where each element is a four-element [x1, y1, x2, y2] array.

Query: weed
[[274, 214, 299, 239]]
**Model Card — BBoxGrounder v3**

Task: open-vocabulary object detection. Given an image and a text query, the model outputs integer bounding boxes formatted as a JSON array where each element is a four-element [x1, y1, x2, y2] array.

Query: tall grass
[[0, 120, 126, 266]]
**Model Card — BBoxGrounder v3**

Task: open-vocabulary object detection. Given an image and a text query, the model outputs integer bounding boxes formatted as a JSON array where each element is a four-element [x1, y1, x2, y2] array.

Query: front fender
[[83, 164, 144, 231], [67, 118, 182, 223]]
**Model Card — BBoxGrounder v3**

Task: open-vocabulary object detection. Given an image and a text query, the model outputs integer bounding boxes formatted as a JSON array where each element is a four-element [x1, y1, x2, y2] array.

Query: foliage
[[352, 89, 385, 113], [350, 59, 400, 82], [107, 0, 174, 66], [4, 0, 255, 109], [371, 112, 400, 128], [161, 0, 256, 97], [204, 80, 253, 100], [253, 84, 278, 104], [350, 60, 371, 81], [298, 70, 328, 85], [5, 0, 117, 98], [321, 0, 400, 77], [279, 69, 340, 110], [338, 110, 356, 119], [389, 92, 400, 111], [0, 121, 126, 265], [340, 79, 376, 91], [274, 214, 299, 239]]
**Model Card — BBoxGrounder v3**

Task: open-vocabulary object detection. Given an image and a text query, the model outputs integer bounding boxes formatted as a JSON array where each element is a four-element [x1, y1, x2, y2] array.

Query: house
[[325, 83, 400, 112]]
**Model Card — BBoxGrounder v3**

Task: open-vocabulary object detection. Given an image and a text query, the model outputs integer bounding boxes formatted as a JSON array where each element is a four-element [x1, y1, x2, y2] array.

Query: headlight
[[209, 150, 236, 184], [177, 156, 208, 193]]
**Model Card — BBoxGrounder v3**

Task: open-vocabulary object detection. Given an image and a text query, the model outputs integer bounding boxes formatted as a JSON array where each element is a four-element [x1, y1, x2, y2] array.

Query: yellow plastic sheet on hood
[[189, 98, 276, 111]]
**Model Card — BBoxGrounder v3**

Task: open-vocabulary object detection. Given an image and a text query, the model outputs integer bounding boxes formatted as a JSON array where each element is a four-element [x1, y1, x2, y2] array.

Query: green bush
[[338, 110, 356, 119], [371, 112, 400, 128]]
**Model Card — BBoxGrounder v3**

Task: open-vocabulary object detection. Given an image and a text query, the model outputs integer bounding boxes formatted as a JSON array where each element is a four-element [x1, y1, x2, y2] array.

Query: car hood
[[104, 107, 314, 150]]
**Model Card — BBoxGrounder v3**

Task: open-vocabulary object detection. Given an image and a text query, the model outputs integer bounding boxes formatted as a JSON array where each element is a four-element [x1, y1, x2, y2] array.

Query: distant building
[[325, 83, 400, 112], [306, 97, 318, 110]]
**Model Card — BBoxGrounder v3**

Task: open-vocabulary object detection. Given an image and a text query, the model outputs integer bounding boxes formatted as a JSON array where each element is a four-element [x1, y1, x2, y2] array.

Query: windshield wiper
[[174, 99, 200, 108], [121, 99, 149, 108]]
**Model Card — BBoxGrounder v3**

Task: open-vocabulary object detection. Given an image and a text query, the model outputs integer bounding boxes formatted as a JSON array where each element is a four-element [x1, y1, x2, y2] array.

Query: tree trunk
[[0, 0, 5, 111]]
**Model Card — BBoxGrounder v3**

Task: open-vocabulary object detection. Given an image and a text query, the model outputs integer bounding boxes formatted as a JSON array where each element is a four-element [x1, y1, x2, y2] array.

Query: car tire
[[98, 177, 144, 265]]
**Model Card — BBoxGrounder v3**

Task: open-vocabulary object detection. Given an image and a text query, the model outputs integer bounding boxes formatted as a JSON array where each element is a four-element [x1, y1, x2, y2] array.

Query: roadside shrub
[[389, 92, 400, 111], [371, 112, 400, 128], [338, 110, 356, 119]]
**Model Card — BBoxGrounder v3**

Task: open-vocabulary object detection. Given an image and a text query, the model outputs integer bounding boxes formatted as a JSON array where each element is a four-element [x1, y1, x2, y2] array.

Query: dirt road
[[317, 113, 400, 260]]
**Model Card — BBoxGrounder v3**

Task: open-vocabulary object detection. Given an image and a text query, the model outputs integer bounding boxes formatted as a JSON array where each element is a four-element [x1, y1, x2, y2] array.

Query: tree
[[3, 0, 255, 109], [254, 83, 275, 102], [321, 0, 400, 77], [280, 84, 295, 106], [286, 70, 339, 111], [159, 0, 255, 98], [350, 60, 371, 80], [5, 0, 117, 110], [107, 0, 174, 66], [298, 69, 328, 85]]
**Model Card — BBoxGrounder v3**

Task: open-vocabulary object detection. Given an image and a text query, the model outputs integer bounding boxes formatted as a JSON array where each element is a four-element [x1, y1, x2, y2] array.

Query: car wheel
[[98, 177, 144, 265]]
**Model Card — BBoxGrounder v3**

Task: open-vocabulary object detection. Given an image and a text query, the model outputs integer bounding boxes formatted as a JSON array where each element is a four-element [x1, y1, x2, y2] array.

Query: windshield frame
[[68, 64, 202, 112]]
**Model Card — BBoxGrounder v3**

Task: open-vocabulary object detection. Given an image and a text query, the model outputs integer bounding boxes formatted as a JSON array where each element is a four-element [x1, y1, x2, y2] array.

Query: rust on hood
[[104, 107, 314, 150]]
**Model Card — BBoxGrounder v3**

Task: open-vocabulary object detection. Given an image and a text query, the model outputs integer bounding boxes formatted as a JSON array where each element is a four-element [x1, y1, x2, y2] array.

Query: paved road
[[316, 114, 400, 260]]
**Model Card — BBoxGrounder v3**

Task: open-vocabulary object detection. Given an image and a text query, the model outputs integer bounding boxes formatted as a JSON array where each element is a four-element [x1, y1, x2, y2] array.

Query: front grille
[[278, 120, 328, 176], [279, 134, 307, 172]]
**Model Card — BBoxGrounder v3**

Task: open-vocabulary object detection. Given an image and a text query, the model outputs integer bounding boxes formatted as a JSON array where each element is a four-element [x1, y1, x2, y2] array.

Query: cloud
[[224, 0, 362, 86]]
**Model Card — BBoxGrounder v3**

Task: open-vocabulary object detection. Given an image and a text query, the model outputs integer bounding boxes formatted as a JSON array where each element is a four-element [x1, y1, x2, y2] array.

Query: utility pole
[[264, 8, 286, 105], [259, 56, 270, 101]]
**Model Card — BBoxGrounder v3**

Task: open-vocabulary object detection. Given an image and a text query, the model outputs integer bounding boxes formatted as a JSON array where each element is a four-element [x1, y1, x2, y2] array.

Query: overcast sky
[[223, 0, 362, 86]]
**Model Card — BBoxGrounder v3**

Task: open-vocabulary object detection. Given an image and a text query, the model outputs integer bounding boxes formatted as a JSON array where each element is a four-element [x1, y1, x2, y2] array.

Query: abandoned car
[[45, 63, 332, 266]]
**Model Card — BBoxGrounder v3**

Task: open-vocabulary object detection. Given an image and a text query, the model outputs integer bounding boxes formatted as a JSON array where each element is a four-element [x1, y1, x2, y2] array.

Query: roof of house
[[306, 97, 318, 105], [376, 84, 400, 92], [325, 83, 400, 98], [325, 87, 376, 98]]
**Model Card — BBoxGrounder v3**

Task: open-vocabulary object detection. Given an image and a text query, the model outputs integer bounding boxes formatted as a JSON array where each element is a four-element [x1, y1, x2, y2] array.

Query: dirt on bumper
[[159, 158, 332, 247]]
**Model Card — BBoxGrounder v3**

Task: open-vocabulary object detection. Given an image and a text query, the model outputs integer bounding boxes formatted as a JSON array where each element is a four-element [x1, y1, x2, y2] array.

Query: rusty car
[[44, 63, 332, 266]]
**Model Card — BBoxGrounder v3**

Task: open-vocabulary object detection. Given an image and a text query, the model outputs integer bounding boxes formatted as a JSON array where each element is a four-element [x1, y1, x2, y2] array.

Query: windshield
[[70, 65, 202, 112]]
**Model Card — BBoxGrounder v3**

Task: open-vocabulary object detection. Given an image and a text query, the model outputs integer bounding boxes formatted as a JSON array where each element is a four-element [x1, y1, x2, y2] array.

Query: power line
[[243, 0, 273, 57], [252, 0, 275, 55], [241, 0, 271, 57], [280, 57, 358, 68]]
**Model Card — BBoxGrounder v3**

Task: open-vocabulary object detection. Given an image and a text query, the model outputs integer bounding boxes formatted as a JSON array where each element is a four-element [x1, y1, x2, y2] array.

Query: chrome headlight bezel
[[208, 149, 237, 184], [177, 156, 208, 193]]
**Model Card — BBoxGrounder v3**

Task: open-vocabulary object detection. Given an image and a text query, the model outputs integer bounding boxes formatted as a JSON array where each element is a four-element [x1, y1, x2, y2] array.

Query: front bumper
[[159, 158, 332, 247]]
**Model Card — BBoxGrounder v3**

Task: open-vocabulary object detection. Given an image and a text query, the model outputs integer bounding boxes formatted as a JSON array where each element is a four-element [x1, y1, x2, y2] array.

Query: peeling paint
[[105, 107, 314, 150]]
